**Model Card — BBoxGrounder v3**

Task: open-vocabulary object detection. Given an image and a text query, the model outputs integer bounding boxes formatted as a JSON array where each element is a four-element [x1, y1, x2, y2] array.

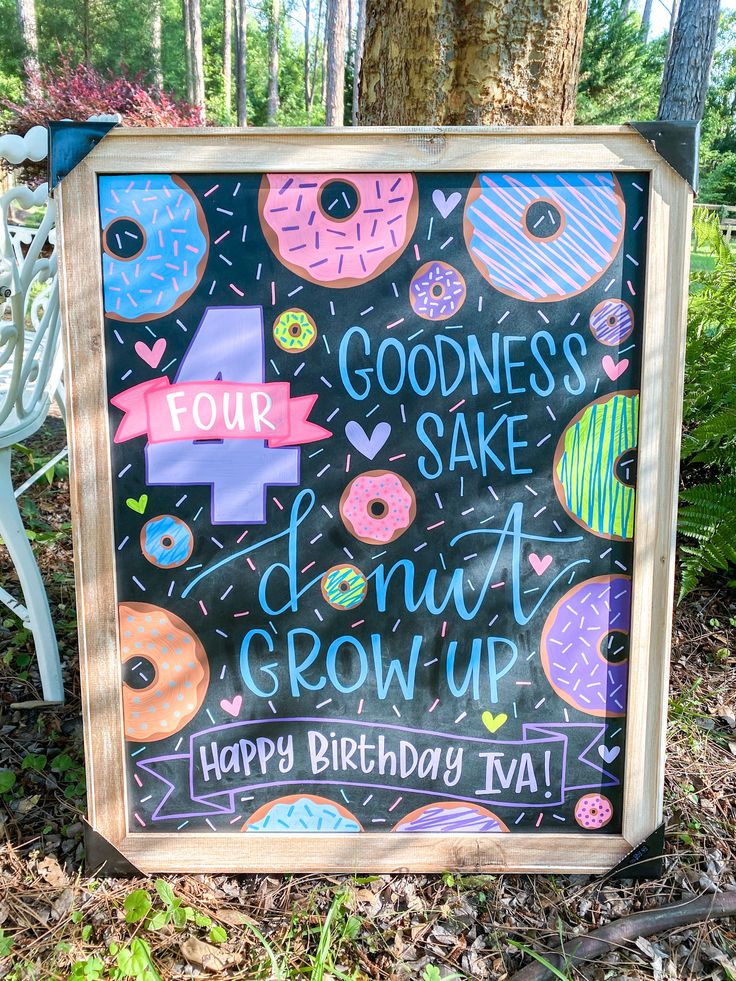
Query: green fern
[[678, 208, 736, 598]]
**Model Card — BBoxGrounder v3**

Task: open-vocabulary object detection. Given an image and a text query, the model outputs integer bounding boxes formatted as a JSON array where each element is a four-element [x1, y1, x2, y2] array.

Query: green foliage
[[70, 939, 161, 981], [576, 0, 664, 124], [678, 209, 736, 598]]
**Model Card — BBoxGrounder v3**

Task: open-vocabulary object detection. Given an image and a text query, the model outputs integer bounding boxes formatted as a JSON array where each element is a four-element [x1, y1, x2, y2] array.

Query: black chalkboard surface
[[99, 167, 645, 839]]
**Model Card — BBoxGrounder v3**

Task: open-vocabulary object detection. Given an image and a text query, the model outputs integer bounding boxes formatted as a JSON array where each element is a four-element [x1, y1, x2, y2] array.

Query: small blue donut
[[463, 172, 625, 302], [99, 175, 209, 321], [140, 515, 194, 568]]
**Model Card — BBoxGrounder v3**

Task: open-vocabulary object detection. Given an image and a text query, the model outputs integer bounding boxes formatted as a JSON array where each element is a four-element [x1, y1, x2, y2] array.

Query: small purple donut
[[409, 260, 466, 321], [589, 299, 634, 346], [540, 574, 630, 717]]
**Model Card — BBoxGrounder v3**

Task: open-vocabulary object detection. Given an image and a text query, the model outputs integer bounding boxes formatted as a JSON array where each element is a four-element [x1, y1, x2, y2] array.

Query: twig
[[507, 891, 736, 980]]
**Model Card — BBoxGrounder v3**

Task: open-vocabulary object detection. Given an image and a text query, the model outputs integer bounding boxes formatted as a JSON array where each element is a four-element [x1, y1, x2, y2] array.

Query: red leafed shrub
[[4, 59, 204, 133]]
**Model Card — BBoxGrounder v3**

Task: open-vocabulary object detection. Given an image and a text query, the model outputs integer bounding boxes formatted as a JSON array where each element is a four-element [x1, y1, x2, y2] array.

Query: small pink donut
[[574, 793, 613, 830], [258, 174, 419, 287], [410, 261, 466, 321], [340, 470, 416, 545]]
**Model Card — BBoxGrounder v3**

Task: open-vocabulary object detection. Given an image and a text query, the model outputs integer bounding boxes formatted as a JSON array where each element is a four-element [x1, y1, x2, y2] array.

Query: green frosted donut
[[554, 392, 639, 540]]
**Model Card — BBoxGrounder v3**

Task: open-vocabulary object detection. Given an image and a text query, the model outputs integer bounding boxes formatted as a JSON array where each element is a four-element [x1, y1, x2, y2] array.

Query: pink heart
[[602, 355, 629, 381], [220, 695, 242, 717], [529, 553, 553, 576], [134, 337, 166, 369]]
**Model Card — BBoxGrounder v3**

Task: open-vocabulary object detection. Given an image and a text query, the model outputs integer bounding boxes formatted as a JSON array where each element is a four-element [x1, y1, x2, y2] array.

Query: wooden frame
[[56, 127, 692, 873]]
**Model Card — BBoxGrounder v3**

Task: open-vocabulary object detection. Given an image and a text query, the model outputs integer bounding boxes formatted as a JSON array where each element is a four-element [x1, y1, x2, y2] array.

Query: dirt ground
[[0, 421, 735, 980]]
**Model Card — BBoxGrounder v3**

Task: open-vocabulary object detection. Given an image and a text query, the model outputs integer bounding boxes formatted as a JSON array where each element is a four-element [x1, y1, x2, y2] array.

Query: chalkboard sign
[[57, 129, 692, 873]]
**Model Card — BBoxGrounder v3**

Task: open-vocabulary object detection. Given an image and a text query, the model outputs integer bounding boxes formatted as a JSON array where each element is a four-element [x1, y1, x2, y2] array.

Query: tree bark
[[641, 0, 654, 37], [15, 0, 41, 98], [304, 0, 311, 111], [358, 0, 588, 126], [188, 0, 207, 113], [267, 0, 280, 124], [659, 0, 720, 121], [183, 0, 194, 103], [223, 0, 233, 120], [235, 0, 248, 125], [351, 0, 366, 123], [325, 0, 348, 125], [151, 0, 164, 93]]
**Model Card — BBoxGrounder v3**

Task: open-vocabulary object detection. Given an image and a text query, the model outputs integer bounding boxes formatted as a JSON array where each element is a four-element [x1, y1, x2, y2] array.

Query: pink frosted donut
[[410, 261, 467, 321], [574, 793, 613, 830], [340, 470, 416, 545], [540, 575, 630, 718], [258, 174, 418, 287]]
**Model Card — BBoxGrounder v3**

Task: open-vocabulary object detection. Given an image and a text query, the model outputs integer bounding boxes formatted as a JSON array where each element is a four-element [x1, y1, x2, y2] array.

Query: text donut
[[409, 261, 466, 321], [554, 392, 639, 541], [140, 514, 194, 569], [242, 794, 363, 832], [540, 574, 631, 717], [99, 175, 209, 321], [589, 299, 634, 346], [119, 602, 209, 741], [463, 172, 625, 302], [320, 563, 368, 610], [259, 173, 418, 287], [340, 470, 416, 545], [393, 801, 508, 833]]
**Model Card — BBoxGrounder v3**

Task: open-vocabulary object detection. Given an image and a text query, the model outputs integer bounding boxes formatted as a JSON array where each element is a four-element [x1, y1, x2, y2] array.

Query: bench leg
[[0, 447, 64, 702]]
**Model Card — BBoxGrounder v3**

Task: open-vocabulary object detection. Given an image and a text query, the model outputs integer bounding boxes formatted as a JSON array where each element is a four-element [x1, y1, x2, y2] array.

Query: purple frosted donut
[[409, 261, 466, 321], [589, 299, 634, 346], [393, 801, 508, 832], [540, 575, 630, 717]]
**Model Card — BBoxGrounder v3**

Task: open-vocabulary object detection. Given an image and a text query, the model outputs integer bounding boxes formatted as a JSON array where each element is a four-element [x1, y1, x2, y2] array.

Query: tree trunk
[[189, 0, 207, 113], [15, 0, 40, 97], [223, 0, 232, 120], [304, 0, 311, 111], [358, 0, 588, 126], [658, 0, 721, 121], [235, 0, 248, 125], [308, 0, 325, 115], [267, 0, 280, 124], [325, 0, 348, 125], [183, 0, 194, 102], [641, 0, 653, 37], [351, 0, 365, 123], [151, 0, 164, 93]]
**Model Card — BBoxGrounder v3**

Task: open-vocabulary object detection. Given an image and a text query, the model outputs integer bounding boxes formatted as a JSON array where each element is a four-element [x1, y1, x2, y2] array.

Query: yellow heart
[[481, 711, 508, 734]]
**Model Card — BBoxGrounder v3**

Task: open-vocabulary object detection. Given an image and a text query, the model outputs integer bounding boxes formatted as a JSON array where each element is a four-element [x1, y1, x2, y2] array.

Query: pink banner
[[111, 379, 331, 447]]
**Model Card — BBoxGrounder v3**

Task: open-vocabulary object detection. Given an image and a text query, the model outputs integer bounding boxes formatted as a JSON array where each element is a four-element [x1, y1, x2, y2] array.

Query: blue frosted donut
[[242, 795, 363, 832], [140, 514, 194, 568], [463, 173, 625, 302], [589, 299, 634, 345], [99, 175, 209, 321], [320, 563, 368, 610]]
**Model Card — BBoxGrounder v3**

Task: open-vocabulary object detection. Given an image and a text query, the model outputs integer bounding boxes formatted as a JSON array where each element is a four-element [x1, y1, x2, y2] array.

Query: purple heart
[[345, 421, 391, 460], [432, 189, 462, 219]]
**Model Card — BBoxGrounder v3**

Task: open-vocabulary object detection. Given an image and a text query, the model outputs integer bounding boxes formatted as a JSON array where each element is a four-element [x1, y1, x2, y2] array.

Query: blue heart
[[345, 421, 391, 460]]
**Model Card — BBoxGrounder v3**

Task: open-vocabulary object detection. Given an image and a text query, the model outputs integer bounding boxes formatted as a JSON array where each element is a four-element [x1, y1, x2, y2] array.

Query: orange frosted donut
[[258, 173, 419, 287], [119, 602, 209, 742], [340, 470, 416, 545]]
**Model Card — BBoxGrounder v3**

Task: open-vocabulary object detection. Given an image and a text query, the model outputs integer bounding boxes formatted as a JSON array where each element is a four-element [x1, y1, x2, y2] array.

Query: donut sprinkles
[[409, 261, 467, 321], [99, 175, 209, 321], [463, 172, 625, 301], [242, 795, 363, 832], [119, 602, 209, 741], [554, 392, 639, 541], [540, 575, 631, 717], [574, 794, 613, 830], [273, 308, 317, 352], [320, 563, 368, 610], [140, 514, 194, 569], [340, 470, 417, 545], [258, 173, 419, 287], [589, 299, 634, 346], [393, 802, 508, 833]]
